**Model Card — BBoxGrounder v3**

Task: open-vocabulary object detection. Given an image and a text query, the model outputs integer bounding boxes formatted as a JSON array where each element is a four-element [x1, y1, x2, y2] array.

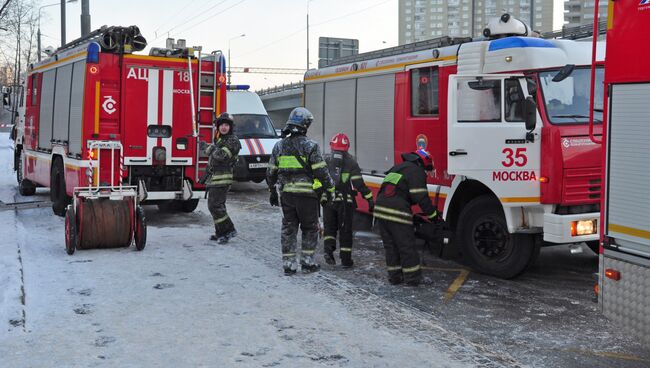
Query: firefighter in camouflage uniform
[[202, 112, 241, 244], [374, 149, 437, 286], [322, 133, 374, 268], [267, 107, 335, 275]]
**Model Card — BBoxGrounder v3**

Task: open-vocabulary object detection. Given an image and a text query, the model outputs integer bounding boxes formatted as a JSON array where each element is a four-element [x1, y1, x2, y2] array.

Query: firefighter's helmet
[[214, 112, 235, 130], [414, 149, 434, 171], [330, 133, 350, 152], [285, 107, 313, 133]]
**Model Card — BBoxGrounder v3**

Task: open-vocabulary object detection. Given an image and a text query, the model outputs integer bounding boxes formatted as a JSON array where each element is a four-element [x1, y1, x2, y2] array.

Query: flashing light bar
[[227, 84, 250, 91]]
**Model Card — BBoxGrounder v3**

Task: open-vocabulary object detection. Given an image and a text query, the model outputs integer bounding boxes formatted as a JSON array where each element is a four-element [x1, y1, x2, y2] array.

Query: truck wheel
[[51, 159, 70, 217], [178, 199, 199, 213], [585, 241, 600, 255], [134, 206, 147, 251], [64, 206, 77, 255], [456, 195, 535, 279], [17, 150, 36, 196]]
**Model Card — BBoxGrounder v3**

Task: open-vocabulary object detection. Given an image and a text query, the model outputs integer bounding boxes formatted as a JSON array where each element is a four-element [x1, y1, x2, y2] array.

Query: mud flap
[[181, 179, 193, 200], [137, 179, 148, 202]]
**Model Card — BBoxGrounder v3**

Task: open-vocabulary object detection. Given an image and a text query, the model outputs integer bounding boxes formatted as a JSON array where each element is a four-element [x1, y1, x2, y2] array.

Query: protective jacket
[[324, 151, 372, 206], [205, 133, 241, 187], [267, 134, 334, 197], [374, 158, 437, 225]]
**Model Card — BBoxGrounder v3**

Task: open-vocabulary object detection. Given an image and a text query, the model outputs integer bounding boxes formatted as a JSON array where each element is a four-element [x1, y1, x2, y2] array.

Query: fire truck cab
[[304, 15, 604, 278]]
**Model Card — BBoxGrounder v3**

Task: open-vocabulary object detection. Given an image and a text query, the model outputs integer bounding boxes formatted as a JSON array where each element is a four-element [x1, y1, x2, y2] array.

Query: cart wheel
[[65, 205, 77, 255], [134, 206, 147, 251]]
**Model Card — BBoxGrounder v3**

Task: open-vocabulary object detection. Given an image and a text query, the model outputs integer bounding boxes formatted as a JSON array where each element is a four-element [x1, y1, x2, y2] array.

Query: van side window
[[31, 74, 39, 106], [411, 66, 439, 116]]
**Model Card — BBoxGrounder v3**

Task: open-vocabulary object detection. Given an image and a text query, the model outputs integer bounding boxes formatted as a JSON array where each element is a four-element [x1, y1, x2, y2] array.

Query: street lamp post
[[227, 33, 245, 85], [38, 0, 78, 62]]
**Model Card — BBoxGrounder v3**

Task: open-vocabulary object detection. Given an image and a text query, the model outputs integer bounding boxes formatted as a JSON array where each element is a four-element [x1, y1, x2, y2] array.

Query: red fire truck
[[14, 27, 226, 216], [304, 15, 605, 278], [598, 0, 650, 345]]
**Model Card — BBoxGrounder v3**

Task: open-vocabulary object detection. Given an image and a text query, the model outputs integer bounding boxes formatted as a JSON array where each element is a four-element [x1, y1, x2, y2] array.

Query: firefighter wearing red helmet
[[201, 112, 241, 243], [322, 133, 374, 267], [374, 149, 437, 286]]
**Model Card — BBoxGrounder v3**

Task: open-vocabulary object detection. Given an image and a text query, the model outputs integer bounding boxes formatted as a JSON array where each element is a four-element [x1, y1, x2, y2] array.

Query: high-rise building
[[564, 0, 608, 28], [399, 0, 556, 45]]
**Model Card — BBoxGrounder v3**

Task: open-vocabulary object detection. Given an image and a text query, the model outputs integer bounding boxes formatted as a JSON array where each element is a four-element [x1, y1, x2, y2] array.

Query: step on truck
[[598, 0, 650, 345], [13, 27, 227, 215], [304, 15, 605, 278]]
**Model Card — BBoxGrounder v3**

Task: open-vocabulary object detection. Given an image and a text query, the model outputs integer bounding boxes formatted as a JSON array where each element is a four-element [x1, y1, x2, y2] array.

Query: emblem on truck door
[[102, 96, 117, 115]]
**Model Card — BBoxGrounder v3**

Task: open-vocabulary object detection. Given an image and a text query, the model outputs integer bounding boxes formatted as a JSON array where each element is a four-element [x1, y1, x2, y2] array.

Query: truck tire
[[585, 241, 600, 255], [16, 149, 36, 196], [178, 199, 200, 213], [456, 195, 535, 279], [51, 159, 71, 217]]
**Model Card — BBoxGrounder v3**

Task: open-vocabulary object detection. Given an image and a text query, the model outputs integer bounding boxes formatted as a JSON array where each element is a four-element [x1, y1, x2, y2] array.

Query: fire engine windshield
[[233, 114, 277, 138], [539, 67, 604, 125]]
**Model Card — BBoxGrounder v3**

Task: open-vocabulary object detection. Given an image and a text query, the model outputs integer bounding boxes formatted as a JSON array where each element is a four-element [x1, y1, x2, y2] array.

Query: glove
[[320, 190, 335, 206], [269, 189, 279, 207], [199, 141, 208, 150], [367, 198, 375, 212]]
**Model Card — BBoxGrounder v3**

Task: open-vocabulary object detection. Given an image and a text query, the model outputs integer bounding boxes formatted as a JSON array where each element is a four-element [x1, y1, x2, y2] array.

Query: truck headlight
[[571, 220, 597, 236]]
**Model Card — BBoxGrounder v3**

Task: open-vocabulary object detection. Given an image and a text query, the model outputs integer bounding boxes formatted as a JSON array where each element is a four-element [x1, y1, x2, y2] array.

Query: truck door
[[447, 75, 541, 201]]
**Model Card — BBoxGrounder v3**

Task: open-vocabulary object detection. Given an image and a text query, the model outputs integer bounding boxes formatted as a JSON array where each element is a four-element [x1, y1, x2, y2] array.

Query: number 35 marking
[[502, 148, 528, 167]]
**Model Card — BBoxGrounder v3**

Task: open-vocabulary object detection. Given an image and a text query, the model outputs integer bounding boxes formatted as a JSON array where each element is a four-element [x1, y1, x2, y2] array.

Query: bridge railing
[[257, 81, 304, 96]]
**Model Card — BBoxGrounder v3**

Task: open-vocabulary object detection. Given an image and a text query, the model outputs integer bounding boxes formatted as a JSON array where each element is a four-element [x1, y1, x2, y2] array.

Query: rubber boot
[[340, 252, 354, 268], [324, 251, 336, 265]]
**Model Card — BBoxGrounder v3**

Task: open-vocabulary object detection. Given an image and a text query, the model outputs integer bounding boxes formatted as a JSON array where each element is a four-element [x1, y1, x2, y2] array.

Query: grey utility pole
[[80, 0, 90, 36], [60, 0, 66, 45]]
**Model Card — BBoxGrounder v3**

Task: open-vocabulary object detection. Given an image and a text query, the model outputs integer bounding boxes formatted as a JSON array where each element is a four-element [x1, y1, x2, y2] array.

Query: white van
[[226, 86, 280, 183]]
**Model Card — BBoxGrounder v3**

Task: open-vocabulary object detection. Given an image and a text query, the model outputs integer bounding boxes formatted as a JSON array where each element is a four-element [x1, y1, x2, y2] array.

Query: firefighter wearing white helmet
[[322, 133, 374, 268], [267, 107, 335, 275], [374, 149, 438, 286], [201, 112, 241, 244]]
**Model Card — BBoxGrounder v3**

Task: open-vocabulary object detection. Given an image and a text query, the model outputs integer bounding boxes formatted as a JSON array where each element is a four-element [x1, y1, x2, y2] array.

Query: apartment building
[[564, 0, 608, 28], [399, 0, 555, 44]]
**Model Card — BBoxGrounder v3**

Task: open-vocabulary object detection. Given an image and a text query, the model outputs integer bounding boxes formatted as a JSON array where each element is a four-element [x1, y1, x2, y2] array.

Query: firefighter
[[267, 107, 335, 275], [322, 133, 374, 268], [374, 149, 437, 286], [203, 112, 241, 244]]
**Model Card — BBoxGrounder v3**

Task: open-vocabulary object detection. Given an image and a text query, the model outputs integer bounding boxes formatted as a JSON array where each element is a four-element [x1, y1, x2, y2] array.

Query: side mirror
[[523, 96, 537, 132]]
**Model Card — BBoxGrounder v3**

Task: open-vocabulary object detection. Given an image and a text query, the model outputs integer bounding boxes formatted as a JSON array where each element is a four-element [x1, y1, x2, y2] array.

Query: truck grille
[[562, 167, 601, 205]]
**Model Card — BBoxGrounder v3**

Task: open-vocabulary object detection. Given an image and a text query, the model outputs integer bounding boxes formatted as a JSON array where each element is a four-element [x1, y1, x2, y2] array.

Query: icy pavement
[[0, 132, 481, 367]]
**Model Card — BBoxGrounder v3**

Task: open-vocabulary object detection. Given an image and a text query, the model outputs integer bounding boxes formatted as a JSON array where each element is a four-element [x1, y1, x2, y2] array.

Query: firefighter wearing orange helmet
[[374, 149, 437, 286], [322, 133, 374, 267]]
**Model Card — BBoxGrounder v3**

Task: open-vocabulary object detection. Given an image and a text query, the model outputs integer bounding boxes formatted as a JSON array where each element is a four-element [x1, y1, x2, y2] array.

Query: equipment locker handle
[[449, 150, 467, 157]]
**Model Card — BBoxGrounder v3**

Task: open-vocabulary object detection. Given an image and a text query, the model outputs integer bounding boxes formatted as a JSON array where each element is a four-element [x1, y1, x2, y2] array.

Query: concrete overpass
[[257, 82, 303, 128]]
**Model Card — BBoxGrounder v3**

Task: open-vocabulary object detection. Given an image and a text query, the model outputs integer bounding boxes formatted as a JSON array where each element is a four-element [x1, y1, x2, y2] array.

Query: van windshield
[[233, 114, 277, 138]]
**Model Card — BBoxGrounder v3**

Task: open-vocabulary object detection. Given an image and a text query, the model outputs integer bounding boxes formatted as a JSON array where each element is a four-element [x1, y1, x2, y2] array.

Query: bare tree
[[0, 0, 37, 88]]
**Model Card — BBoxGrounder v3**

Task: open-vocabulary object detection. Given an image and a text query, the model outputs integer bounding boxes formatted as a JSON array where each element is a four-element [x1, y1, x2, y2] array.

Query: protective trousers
[[280, 193, 319, 266], [323, 202, 354, 255], [207, 186, 235, 236], [378, 219, 422, 284]]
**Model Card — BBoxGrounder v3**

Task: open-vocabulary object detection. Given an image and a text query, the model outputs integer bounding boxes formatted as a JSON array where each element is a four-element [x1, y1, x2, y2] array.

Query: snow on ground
[[0, 133, 475, 367]]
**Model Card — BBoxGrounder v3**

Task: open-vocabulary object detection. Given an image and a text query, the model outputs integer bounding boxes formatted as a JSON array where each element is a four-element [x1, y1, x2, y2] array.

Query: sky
[[38, 0, 399, 90]]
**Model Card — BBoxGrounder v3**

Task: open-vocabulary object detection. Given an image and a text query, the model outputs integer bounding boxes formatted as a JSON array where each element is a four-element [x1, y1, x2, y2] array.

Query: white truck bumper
[[543, 212, 599, 243]]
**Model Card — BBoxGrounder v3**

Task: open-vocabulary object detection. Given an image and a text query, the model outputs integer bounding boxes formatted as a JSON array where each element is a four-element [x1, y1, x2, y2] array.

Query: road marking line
[[567, 348, 650, 363], [420, 266, 471, 302], [443, 269, 470, 303]]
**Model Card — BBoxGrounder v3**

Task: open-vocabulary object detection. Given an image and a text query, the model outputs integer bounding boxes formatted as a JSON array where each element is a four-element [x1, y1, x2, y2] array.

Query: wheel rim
[[472, 217, 511, 261]]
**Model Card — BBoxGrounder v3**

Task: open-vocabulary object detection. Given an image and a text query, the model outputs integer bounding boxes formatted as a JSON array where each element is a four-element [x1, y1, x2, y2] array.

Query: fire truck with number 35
[[304, 15, 605, 278], [13, 27, 226, 216]]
